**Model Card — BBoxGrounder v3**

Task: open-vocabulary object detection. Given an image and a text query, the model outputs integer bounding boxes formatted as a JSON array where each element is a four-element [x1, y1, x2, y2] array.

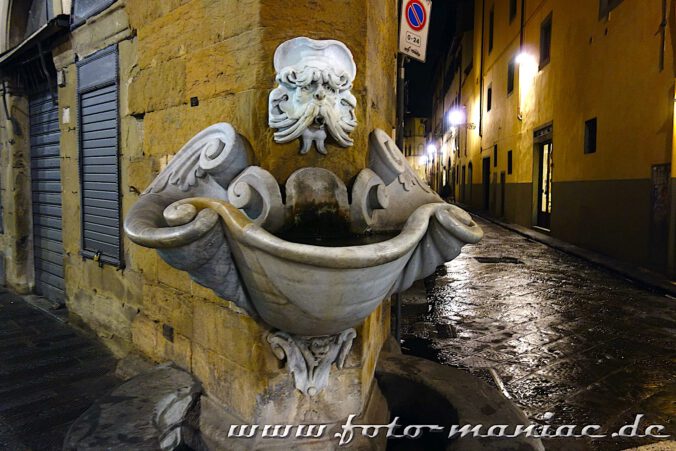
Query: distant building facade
[[431, 0, 676, 277], [402, 116, 428, 183]]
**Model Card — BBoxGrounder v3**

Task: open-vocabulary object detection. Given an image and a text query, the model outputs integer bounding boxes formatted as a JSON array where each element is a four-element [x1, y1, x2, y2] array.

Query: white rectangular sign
[[399, 0, 432, 62]]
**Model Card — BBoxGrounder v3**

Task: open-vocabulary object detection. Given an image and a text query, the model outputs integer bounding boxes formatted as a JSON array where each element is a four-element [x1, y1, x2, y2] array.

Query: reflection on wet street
[[400, 217, 676, 451]]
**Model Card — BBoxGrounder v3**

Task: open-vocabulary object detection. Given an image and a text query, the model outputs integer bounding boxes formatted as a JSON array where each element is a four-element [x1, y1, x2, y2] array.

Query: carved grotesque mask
[[269, 37, 357, 155]]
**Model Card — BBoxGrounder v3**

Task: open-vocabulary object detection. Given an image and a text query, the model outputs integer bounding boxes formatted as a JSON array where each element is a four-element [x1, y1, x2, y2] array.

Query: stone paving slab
[[0, 289, 120, 450], [400, 217, 676, 451]]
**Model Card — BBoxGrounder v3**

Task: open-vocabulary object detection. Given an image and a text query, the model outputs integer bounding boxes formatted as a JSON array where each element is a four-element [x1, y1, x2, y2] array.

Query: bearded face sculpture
[[269, 38, 357, 155]]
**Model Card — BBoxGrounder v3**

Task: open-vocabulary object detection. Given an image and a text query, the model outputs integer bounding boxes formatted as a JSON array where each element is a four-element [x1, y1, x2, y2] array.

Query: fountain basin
[[165, 198, 482, 336], [123, 121, 484, 395]]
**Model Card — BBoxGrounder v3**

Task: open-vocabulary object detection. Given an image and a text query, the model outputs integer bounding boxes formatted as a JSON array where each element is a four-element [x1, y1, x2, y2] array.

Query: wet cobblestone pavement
[[0, 289, 119, 450], [400, 217, 676, 451]]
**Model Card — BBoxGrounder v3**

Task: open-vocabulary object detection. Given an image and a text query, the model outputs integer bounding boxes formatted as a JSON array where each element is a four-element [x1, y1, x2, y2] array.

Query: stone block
[[71, 4, 132, 59], [120, 116, 144, 163], [162, 331, 193, 372], [126, 0, 193, 31], [140, 89, 264, 164], [128, 245, 157, 281], [142, 283, 194, 339], [192, 297, 272, 372], [124, 158, 154, 196], [192, 343, 265, 421], [185, 32, 265, 101], [156, 254, 194, 292], [118, 38, 139, 119], [143, 285, 193, 338], [128, 58, 186, 115], [135, 0, 260, 69], [68, 289, 137, 356], [131, 313, 163, 362]]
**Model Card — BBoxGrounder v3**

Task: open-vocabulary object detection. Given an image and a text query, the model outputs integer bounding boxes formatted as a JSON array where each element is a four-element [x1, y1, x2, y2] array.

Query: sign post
[[399, 0, 432, 62]]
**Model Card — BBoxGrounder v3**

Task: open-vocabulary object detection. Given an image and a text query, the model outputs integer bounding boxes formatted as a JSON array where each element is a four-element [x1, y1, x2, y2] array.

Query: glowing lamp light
[[447, 107, 466, 127], [516, 51, 537, 68], [418, 155, 428, 166], [426, 144, 438, 156]]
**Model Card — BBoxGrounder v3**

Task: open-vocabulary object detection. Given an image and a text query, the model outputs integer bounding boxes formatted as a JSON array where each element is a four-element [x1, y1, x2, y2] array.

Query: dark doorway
[[536, 140, 553, 229], [482, 157, 490, 210], [468, 162, 473, 205], [500, 171, 506, 217]]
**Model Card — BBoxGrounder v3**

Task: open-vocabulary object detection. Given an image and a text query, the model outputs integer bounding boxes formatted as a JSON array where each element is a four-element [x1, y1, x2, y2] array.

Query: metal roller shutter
[[30, 89, 65, 303], [77, 45, 122, 267]]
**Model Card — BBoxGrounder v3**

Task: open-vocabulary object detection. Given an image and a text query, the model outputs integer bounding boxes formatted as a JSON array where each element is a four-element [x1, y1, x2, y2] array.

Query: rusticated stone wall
[[0, 0, 400, 429]]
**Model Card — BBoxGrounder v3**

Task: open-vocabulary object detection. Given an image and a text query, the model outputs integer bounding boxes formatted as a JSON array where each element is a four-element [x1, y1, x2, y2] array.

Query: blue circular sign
[[406, 0, 426, 31]]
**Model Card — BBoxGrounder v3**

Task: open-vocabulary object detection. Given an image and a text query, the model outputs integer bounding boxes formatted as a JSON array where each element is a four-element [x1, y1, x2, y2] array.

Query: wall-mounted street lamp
[[447, 106, 476, 129], [515, 51, 537, 67], [516, 51, 538, 121]]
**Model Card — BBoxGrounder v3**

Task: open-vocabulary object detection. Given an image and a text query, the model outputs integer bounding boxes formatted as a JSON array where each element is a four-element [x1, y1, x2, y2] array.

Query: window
[[77, 45, 123, 267], [72, 0, 117, 27], [507, 150, 513, 174], [507, 58, 515, 95], [599, 0, 624, 19], [539, 13, 552, 69], [493, 145, 498, 167], [486, 84, 493, 111], [509, 0, 518, 23], [488, 5, 495, 53], [584, 118, 597, 154]]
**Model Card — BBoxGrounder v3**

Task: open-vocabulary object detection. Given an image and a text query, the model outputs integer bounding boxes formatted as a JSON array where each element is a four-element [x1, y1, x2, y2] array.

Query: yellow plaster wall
[[458, 0, 673, 186], [443, 0, 674, 271]]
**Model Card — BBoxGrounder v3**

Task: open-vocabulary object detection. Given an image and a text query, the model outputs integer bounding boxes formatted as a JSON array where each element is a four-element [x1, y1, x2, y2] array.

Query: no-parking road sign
[[399, 0, 432, 62]]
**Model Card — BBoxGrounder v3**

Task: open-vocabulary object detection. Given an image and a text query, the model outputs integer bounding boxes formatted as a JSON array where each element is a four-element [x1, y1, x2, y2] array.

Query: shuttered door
[[29, 90, 65, 303], [77, 45, 122, 266]]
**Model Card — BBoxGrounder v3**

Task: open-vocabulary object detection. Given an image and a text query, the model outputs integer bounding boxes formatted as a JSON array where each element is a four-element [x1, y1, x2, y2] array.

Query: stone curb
[[459, 206, 676, 298]]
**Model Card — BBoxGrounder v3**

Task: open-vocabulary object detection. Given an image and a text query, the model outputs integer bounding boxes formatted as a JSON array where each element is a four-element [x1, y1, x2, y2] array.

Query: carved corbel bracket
[[267, 329, 357, 396]]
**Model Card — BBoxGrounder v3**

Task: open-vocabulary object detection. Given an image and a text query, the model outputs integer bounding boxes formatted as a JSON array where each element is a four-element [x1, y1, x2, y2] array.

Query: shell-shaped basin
[[168, 197, 483, 336]]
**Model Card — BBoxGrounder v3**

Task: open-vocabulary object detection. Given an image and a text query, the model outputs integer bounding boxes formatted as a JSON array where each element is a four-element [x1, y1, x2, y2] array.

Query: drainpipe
[[520, 0, 525, 48], [516, 0, 525, 122], [396, 55, 406, 151], [479, 0, 485, 137], [659, 0, 666, 71], [396, 0, 406, 152]]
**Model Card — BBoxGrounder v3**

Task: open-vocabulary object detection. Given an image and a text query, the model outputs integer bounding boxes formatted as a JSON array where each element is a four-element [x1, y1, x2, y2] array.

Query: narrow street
[[400, 216, 676, 451], [0, 291, 120, 451]]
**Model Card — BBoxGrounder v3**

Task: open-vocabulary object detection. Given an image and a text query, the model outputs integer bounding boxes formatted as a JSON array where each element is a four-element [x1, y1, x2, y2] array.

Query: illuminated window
[[584, 118, 597, 154], [539, 13, 552, 69]]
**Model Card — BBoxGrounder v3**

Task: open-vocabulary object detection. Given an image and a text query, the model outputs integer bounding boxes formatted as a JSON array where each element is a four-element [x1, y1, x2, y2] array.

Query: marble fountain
[[124, 37, 483, 398]]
